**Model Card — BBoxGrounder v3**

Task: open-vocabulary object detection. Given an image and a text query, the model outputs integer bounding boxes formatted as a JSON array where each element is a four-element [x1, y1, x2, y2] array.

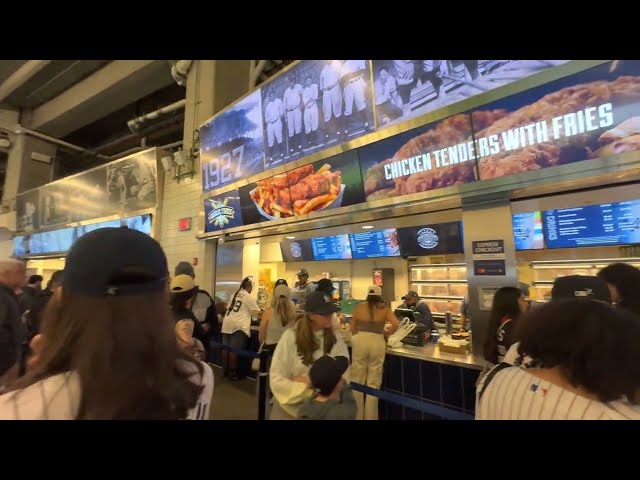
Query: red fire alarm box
[[178, 218, 191, 231]]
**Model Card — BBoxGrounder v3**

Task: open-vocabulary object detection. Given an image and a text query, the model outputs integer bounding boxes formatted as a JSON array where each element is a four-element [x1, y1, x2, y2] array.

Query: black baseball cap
[[402, 291, 419, 300], [309, 355, 349, 396], [316, 278, 335, 293], [274, 278, 288, 287], [304, 291, 340, 315], [551, 275, 611, 303], [64, 227, 168, 297]]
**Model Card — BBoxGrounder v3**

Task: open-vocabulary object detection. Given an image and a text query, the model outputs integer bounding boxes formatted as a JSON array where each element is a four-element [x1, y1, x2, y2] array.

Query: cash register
[[394, 308, 430, 347]]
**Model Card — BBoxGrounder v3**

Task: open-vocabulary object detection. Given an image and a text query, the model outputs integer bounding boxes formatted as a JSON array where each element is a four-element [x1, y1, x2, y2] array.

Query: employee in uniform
[[221, 277, 261, 380], [400, 291, 434, 330], [293, 268, 315, 309]]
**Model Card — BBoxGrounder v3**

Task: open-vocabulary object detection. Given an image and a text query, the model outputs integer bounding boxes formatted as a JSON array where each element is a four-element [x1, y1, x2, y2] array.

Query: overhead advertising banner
[[472, 60, 640, 180], [239, 174, 294, 225], [16, 190, 39, 232], [262, 60, 375, 169], [68, 167, 110, 221], [201, 89, 266, 193], [286, 149, 365, 216], [39, 182, 69, 227], [371, 60, 568, 129], [358, 113, 477, 202], [107, 153, 158, 212], [204, 190, 243, 232]]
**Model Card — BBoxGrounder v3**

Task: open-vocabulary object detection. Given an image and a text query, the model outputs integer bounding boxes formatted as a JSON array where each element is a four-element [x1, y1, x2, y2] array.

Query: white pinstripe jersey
[[0, 360, 213, 420], [476, 366, 640, 420]]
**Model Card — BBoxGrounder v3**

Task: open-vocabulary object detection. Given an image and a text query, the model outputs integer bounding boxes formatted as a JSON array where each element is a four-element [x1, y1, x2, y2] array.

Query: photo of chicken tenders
[[359, 113, 478, 201], [472, 60, 640, 180]]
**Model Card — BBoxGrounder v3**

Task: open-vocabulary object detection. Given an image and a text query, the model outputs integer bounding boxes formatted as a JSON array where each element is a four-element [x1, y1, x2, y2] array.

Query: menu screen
[[544, 200, 640, 248], [311, 234, 352, 261], [349, 229, 400, 259], [397, 221, 464, 256], [513, 212, 545, 250]]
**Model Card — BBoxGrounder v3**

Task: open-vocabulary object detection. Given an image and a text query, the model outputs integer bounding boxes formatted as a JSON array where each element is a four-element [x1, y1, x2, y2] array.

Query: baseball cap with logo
[[367, 285, 382, 297], [273, 284, 291, 299], [304, 291, 339, 315], [297, 268, 309, 277], [274, 278, 288, 287], [316, 278, 335, 293], [551, 275, 611, 303], [309, 355, 350, 396], [64, 227, 168, 297], [402, 291, 419, 300], [170, 274, 196, 294]]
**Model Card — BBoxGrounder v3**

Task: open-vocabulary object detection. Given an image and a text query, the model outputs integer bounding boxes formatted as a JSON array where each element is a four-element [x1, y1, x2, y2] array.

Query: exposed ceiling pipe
[[171, 60, 193, 87], [14, 124, 110, 160], [127, 99, 186, 134], [0, 60, 52, 104]]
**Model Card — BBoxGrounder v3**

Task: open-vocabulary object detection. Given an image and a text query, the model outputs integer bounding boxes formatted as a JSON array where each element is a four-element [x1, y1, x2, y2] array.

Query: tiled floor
[[209, 366, 259, 420]]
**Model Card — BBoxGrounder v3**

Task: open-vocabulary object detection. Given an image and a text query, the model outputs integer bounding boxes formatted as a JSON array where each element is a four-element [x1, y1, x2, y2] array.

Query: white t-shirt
[[270, 328, 350, 419], [221, 289, 260, 337], [0, 361, 214, 420], [476, 365, 640, 420]]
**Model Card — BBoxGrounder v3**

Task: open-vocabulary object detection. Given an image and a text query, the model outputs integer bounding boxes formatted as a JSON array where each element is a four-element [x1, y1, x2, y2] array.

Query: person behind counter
[[259, 284, 298, 355], [221, 277, 261, 381], [476, 299, 640, 420], [483, 287, 528, 366], [350, 285, 399, 421], [597, 263, 640, 316], [269, 291, 349, 420], [292, 268, 315, 308], [400, 291, 434, 330]]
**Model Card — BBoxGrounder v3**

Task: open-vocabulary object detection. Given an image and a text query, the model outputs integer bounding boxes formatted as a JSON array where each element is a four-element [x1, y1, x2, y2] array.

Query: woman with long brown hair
[[349, 285, 399, 420], [259, 283, 297, 354], [269, 291, 349, 420], [0, 228, 213, 420]]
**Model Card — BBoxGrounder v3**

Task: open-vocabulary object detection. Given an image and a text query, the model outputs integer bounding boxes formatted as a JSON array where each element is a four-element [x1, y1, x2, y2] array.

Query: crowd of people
[[477, 265, 640, 420], [2, 224, 640, 421]]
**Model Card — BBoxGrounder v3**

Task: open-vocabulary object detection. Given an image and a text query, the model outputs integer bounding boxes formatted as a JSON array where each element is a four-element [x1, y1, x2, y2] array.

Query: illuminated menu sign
[[348, 229, 400, 259], [311, 234, 352, 261], [513, 212, 545, 250], [544, 200, 640, 249]]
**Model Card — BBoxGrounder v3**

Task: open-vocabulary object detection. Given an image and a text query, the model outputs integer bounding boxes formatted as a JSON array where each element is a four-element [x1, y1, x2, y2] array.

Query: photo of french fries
[[249, 174, 294, 219], [287, 163, 345, 216]]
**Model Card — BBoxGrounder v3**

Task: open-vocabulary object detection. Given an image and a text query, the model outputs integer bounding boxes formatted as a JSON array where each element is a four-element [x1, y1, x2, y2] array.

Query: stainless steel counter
[[386, 343, 484, 370]]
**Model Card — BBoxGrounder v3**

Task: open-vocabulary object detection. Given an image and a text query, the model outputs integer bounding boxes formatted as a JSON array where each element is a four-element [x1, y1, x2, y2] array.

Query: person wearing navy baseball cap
[[0, 227, 213, 420], [269, 290, 349, 420]]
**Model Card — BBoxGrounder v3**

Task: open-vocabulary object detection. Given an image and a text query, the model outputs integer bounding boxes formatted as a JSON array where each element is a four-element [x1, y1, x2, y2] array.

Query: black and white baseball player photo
[[262, 60, 375, 169], [372, 60, 569, 129]]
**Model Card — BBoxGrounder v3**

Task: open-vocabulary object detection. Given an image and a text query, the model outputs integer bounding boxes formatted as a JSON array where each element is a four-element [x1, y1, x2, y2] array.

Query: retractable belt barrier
[[208, 341, 270, 420], [349, 382, 474, 420], [207, 341, 473, 420]]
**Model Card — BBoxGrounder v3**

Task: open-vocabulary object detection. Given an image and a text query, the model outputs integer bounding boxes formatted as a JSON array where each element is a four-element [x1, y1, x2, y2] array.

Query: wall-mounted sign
[[472, 239, 506, 276], [178, 217, 192, 231]]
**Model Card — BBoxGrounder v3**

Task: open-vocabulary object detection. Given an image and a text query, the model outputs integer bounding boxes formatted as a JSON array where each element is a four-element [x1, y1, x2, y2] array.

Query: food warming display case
[[530, 257, 640, 302], [408, 263, 468, 325]]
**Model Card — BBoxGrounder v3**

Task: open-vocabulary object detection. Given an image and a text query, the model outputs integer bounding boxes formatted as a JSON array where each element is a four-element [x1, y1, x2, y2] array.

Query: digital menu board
[[280, 238, 314, 262], [13, 214, 154, 257], [543, 200, 640, 249], [348, 229, 400, 259], [311, 234, 352, 261], [397, 221, 464, 256], [513, 212, 545, 250]]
